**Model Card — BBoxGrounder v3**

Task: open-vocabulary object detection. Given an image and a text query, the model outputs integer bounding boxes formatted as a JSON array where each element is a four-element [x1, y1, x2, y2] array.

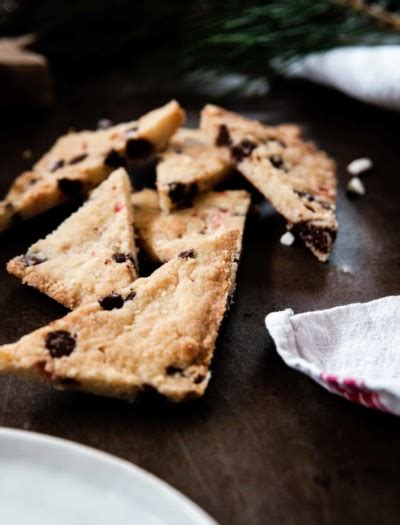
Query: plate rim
[[0, 426, 215, 525]]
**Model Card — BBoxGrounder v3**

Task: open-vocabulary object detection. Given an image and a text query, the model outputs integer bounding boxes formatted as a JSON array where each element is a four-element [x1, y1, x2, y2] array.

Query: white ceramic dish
[[0, 427, 215, 525]]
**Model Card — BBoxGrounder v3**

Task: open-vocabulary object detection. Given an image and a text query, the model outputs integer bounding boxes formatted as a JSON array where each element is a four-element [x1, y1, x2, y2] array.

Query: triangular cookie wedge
[[0, 100, 185, 232], [201, 104, 338, 262], [132, 188, 250, 263], [0, 230, 239, 402], [7, 168, 138, 309], [157, 128, 231, 212]]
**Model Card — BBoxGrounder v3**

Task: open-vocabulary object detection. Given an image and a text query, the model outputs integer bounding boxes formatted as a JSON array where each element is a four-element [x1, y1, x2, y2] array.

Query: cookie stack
[[0, 101, 337, 401]]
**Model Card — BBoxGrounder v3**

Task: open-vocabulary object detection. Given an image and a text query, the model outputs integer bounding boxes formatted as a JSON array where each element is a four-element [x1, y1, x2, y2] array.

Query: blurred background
[[1, 0, 400, 109]]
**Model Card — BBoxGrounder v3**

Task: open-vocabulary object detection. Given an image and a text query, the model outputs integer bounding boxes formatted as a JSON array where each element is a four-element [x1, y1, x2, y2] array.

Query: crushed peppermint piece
[[97, 118, 112, 129], [346, 177, 366, 196], [347, 158, 372, 176], [280, 231, 295, 246]]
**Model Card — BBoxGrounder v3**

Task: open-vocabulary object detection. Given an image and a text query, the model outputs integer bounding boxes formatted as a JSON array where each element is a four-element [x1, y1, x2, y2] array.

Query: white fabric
[[287, 46, 400, 111], [265, 296, 400, 414]]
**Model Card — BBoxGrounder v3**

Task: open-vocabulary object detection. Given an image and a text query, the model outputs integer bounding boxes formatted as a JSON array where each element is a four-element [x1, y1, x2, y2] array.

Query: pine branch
[[2, 0, 399, 80], [335, 1, 400, 31]]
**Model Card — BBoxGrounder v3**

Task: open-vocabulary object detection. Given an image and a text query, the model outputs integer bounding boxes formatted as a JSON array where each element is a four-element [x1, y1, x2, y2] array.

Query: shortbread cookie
[[132, 188, 250, 262], [0, 231, 239, 401], [157, 128, 231, 212], [7, 168, 138, 309], [0, 100, 185, 232], [201, 104, 337, 261]]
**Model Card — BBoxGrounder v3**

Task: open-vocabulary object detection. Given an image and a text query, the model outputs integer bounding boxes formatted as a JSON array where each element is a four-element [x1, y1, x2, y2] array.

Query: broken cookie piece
[[0, 231, 239, 402], [201, 104, 337, 262], [157, 128, 231, 212], [0, 100, 185, 232], [7, 168, 138, 309], [132, 188, 250, 263]]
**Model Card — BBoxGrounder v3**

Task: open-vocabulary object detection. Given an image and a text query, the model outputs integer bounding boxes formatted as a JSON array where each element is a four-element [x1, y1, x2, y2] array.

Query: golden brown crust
[[201, 104, 337, 261], [157, 128, 231, 212], [132, 188, 250, 262], [0, 231, 238, 402], [7, 169, 138, 309], [0, 101, 185, 232]]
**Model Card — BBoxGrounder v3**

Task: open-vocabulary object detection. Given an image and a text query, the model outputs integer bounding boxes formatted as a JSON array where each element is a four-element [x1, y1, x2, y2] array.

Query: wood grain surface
[[0, 72, 399, 525]]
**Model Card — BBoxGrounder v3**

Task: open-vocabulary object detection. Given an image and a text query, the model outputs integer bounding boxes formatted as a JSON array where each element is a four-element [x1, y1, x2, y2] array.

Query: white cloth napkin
[[287, 46, 400, 111], [265, 296, 400, 415]]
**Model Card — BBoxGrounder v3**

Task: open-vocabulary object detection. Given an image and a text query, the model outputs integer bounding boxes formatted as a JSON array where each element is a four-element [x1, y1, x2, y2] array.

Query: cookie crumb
[[280, 231, 295, 246], [346, 177, 366, 196], [22, 149, 32, 159], [97, 118, 112, 129], [347, 158, 372, 176]]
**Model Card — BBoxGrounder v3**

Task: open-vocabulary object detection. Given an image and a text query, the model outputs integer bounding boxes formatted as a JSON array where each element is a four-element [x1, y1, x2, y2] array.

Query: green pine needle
[[3, 0, 400, 80]]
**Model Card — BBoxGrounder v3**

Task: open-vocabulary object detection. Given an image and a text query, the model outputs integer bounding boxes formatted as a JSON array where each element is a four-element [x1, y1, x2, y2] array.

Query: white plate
[[0, 427, 215, 525]]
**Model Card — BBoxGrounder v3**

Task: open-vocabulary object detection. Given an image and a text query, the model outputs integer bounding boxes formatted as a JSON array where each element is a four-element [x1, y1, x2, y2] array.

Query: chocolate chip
[[69, 153, 88, 165], [166, 366, 184, 376], [104, 149, 125, 168], [269, 155, 284, 169], [216, 124, 232, 147], [112, 253, 129, 263], [112, 253, 137, 273], [21, 252, 47, 266], [295, 191, 332, 210], [98, 292, 124, 310], [231, 139, 257, 163], [50, 159, 65, 172], [293, 221, 337, 255], [167, 182, 197, 209], [126, 138, 154, 159], [58, 178, 83, 198], [178, 249, 195, 259], [45, 330, 76, 358], [194, 374, 205, 384], [295, 191, 315, 202], [5, 202, 14, 212], [125, 291, 136, 301]]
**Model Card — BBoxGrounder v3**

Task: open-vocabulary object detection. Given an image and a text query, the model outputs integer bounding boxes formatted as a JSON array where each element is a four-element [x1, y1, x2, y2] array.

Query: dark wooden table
[[0, 71, 399, 525]]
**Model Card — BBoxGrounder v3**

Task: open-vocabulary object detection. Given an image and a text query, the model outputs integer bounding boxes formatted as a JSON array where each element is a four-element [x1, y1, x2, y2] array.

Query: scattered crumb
[[347, 158, 372, 176], [22, 149, 32, 159], [97, 118, 112, 129], [346, 177, 366, 196], [340, 265, 354, 275], [280, 231, 295, 246]]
